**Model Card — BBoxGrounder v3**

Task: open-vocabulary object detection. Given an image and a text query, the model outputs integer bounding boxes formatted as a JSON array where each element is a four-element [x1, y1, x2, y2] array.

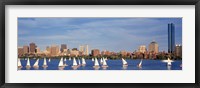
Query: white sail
[[94, 58, 99, 66], [167, 58, 172, 66], [100, 58, 103, 64], [26, 58, 30, 66], [82, 58, 86, 65], [102, 58, 107, 66], [48, 58, 51, 62], [73, 58, 77, 66], [138, 59, 142, 67], [33, 59, 39, 66], [58, 58, 64, 67], [78, 59, 81, 65], [64, 58, 66, 61], [43, 58, 47, 66], [122, 58, 127, 65], [92, 58, 94, 61], [18, 58, 22, 67]]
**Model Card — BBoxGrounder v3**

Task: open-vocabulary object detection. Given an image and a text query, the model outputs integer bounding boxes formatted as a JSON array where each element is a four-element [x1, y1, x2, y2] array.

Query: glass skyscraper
[[168, 23, 175, 53]]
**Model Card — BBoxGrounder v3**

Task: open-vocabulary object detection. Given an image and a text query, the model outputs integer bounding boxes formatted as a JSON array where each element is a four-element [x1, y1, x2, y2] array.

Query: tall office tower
[[138, 45, 146, 53], [30, 42, 36, 54], [168, 23, 175, 53], [148, 41, 159, 53], [36, 47, 40, 53], [23, 45, 29, 54], [61, 44, 67, 53], [175, 44, 182, 57], [51, 45, 59, 56], [91, 49, 100, 56], [46, 46, 51, 52], [85, 45, 89, 55], [79, 45, 84, 53], [79, 44, 89, 55], [18, 47, 24, 56]]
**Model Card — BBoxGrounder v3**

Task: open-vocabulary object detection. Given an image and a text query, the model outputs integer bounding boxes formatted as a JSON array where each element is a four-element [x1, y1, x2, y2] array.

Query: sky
[[18, 18, 182, 53]]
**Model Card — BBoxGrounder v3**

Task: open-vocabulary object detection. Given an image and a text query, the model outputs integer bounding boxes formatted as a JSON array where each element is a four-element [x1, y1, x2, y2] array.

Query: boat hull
[[102, 65, 108, 68], [42, 65, 48, 68]]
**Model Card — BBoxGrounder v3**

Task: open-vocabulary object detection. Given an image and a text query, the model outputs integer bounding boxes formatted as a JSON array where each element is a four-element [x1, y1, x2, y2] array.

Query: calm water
[[18, 59, 182, 70]]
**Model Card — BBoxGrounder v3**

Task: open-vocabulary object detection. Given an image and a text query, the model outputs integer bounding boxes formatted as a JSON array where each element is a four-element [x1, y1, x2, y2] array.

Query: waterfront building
[[148, 41, 159, 54], [61, 44, 67, 53], [168, 23, 175, 53], [120, 50, 127, 56], [70, 49, 79, 56], [46, 46, 50, 52], [101, 50, 111, 56], [50, 45, 59, 56], [175, 44, 182, 57], [91, 49, 100, 56], [23, 45, 29, 54], [36, 47, 40, 54], [18, 47, 24, 56], [138, 45, 146, 53], [30, 42, 36, 54], [79, 44, 89, 55]]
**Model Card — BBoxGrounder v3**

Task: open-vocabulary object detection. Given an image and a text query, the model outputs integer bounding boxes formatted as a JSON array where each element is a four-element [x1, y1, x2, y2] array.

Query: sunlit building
[[18, 47, 23, 56], [50, 45, 59, 56], [61, 44, 67, 53], [120, 50, 127, 56], [148, 41, 159, 53], [138, 45, 146, 53], [91, 49, 100, 56], [23, 45, 29, 54], [79, 44, 89, 55], [175, 44, 182, 57], [30, 42, 36, 54]]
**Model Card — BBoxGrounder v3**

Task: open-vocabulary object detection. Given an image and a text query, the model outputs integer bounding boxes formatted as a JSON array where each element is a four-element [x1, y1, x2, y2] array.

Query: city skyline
[[18, 18, 182, 52]]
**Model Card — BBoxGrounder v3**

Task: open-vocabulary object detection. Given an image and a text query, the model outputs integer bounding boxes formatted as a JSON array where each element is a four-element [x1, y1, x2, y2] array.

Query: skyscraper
[[18, 47, 24, 56], [51, 45, 59, 56], [30, 42, 36, 54], [79, 44, 89, 55], [175, 44, 182, 57], [61, 44, 67, 53], [23, 45, 29, 54], [91, 49, 100, 56], [138, 45, 146, 53], [148, 41, 159, 53], [168, 23, 175, 53]]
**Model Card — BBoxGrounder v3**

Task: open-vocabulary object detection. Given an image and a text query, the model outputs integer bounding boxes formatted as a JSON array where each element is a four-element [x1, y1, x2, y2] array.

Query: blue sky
[[18, 18, 182, 53]]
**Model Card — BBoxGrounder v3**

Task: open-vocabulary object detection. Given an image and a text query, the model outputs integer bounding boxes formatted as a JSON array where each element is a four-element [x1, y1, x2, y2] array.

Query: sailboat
[[26, 58, 31, 69], [71, 57, 78, 69], [137, 59, 143, 68], [92, 58, 94, 61], [58, 58, 65, 68], [69, 57, 71, 61], [122, 58, 128, 67], [167, 58, 172, 66], [33, 59, 39, 69], [48, 58, 51, 62], [18, 58, 23, 69], [63, 57, 68, 66], [105, 57, 108, 60], [78, 59, 81, 66], [102, 58, 108, 68], [64, 58, 66, 61], [93, 58, 100, 69], [82, 58, 86, 66], [42, 58, 48, 68], [100, 58, 103, 64]]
